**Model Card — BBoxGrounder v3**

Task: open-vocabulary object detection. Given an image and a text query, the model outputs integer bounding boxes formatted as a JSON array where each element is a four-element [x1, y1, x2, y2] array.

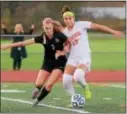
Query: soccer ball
[[71, 94, 85, 108]]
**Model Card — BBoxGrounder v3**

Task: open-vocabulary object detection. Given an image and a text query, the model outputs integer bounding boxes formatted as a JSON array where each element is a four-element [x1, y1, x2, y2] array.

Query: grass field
[[1, 83, 126, 113], [1, 35, 126, 113], [1, 36, 125, 70]]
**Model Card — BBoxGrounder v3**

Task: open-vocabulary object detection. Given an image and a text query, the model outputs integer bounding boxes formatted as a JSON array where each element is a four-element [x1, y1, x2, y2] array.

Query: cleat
[[32, 99, 39, 108], [67, 104, 73, 108], [32, 88, 40, 99], [84, 84, 92, 100]]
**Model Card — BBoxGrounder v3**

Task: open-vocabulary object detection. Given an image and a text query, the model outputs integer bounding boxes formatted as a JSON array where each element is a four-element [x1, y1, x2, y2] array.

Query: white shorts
[[66, 56, 91, 72]]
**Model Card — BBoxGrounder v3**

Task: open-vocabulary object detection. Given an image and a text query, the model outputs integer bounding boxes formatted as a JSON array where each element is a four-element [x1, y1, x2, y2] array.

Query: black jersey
[[34, 32, 67, 60]]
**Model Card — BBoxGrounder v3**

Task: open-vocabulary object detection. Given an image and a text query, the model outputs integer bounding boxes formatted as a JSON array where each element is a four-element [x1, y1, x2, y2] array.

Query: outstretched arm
[[1, 39, 35, 50], [91, 23, 124, 38]]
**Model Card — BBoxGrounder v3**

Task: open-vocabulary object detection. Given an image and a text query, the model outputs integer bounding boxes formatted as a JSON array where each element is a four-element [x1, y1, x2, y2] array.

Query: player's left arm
[[90, 23, 125, 38], [55, 33, 70, 58], [63, 39, 71, 52], [56, 40, 70, 58]]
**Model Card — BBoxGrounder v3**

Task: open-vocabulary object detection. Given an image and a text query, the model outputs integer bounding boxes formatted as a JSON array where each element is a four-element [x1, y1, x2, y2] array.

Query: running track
[[1, 70, 125, 82]]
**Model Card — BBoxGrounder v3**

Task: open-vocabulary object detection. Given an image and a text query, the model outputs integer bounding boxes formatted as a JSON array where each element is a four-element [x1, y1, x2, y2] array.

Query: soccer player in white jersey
[[61, 5, 124, 101]]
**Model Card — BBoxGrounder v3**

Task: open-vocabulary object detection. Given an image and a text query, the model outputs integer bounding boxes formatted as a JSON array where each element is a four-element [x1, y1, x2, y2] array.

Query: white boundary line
[[1, 97, 89, 114], [90, 83, 125, 89], [108, 84, 125, 88], [1, 90, 26, 93]]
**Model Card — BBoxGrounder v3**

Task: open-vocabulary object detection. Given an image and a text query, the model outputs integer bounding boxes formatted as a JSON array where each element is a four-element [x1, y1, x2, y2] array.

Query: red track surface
[[1, 70, 125, 82]]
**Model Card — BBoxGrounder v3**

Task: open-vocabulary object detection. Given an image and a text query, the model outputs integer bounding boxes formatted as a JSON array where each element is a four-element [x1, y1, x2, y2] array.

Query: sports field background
[[1, 1, 126, 113], [1, 34, 125, 70], [1, 34, 126, 113]]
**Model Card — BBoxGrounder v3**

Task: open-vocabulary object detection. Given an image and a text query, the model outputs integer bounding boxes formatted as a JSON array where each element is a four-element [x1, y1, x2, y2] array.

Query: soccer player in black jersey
[[1, 17, 69, 107]]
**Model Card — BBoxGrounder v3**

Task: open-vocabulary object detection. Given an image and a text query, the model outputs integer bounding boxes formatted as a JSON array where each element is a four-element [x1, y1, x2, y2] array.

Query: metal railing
[[1, 34, 38, 38], [1, 34, 125, 38]]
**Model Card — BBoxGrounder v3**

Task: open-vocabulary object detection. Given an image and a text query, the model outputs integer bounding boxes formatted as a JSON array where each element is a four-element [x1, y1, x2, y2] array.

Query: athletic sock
[[63, 74, 75, 96], [73, 69, 86, 88], [37, 87, 50, 101], [36, 86, 42, 91]]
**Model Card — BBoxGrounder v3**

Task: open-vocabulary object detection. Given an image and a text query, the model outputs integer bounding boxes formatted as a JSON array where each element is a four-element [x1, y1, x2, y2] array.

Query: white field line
[[1, 97, 89, 114], [1, 90, 26, 93], [103, 98, 112, 100], [53, 98, 61, 100], [87, 83, 125, 89], [108, 84, 125, 88]]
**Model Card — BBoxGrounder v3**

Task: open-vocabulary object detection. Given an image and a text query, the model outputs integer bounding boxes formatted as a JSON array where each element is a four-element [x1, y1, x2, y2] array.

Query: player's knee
[[63, 74, 72, 89], [35, 82, 43, 88], [45, 83, 54, 91], [78, 64, 88, 71], [74, 69, 85, 82]]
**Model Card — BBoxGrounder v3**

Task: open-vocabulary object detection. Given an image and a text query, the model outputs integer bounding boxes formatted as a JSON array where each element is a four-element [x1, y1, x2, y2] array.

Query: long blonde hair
[[53, 21, 64, 32], [42, 18, 63, 32], [14, 23, 24, 33]]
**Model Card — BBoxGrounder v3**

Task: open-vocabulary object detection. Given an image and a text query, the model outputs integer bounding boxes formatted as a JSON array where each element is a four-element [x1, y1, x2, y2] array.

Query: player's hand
[[55, 50, 65, 59], [31, 24, 35, 29], [113, 31, 125, 39]]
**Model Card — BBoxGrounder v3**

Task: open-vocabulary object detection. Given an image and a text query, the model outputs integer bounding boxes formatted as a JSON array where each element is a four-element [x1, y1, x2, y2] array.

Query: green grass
[[1, 37, 125, 70], [1, 83, 126, 113]]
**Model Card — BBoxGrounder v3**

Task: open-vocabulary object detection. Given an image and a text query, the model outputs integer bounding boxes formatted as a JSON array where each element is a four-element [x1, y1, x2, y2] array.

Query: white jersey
[[63, 21, 92, 59]]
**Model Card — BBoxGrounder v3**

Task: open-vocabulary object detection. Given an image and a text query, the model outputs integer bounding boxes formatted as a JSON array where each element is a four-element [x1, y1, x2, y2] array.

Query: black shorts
[[41, 56, 67, 73]]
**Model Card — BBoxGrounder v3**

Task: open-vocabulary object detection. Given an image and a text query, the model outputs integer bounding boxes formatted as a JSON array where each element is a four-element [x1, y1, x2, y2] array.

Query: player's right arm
[[1, 39, 35, 50], [1, 34, 44, 50]]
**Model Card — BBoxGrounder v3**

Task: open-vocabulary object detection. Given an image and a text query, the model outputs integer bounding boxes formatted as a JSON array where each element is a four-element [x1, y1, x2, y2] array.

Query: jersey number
[[71, 36, 80, 45], [51, 44, 55, 50]]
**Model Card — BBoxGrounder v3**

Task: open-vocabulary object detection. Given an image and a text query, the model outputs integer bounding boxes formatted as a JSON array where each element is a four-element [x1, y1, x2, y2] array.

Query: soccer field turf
[[1, 37, 125, 70], [1, 83, 126, 113], [1, 35, 126, 113]]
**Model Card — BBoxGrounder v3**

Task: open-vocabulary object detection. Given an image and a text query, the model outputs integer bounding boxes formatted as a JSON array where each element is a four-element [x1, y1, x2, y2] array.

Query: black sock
[[37, 87, 50, 101], [36, 86, 42, 91]]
